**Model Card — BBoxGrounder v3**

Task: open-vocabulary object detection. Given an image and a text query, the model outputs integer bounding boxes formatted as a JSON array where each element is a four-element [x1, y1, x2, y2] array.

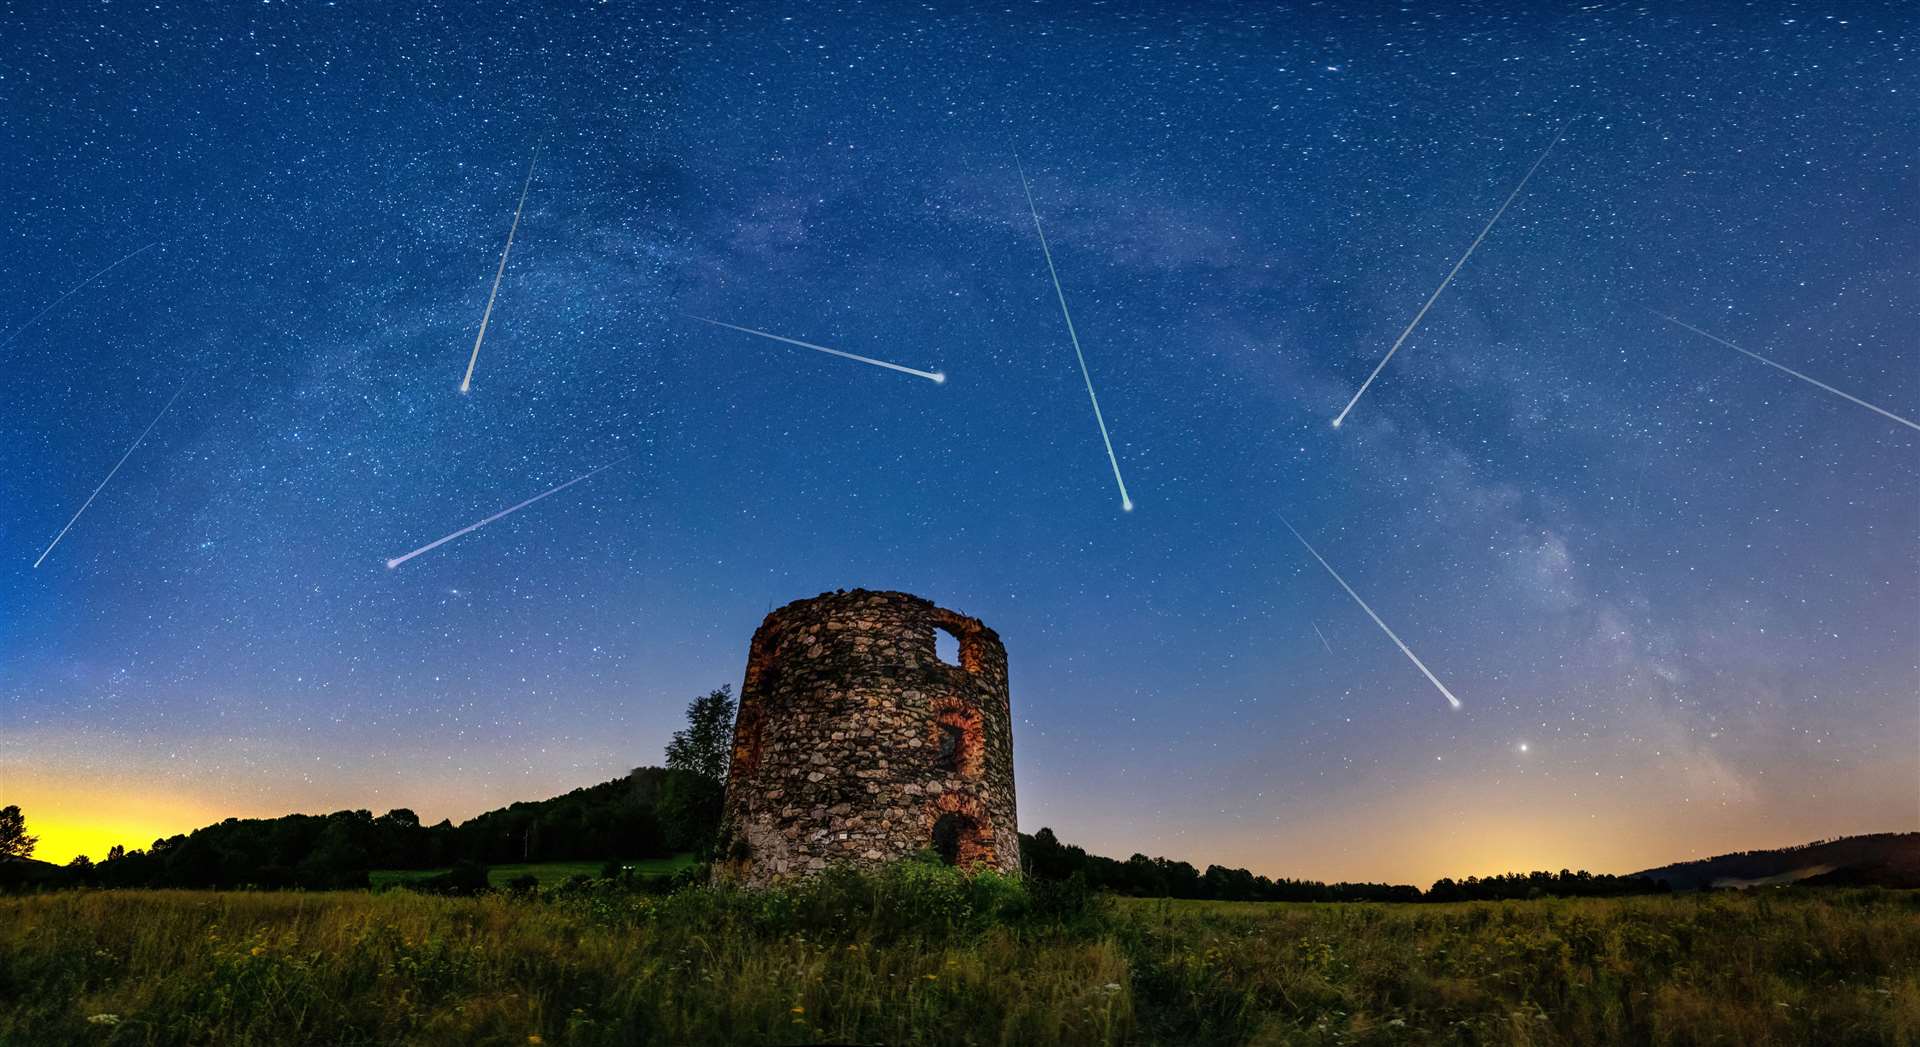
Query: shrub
[[404, 860, 491, 896], [505, 873, 540, 897], [1027, 871, 1107, 927]]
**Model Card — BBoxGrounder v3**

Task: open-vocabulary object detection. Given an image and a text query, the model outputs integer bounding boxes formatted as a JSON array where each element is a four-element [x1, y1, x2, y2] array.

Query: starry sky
[[3, 1, 1915, 884]]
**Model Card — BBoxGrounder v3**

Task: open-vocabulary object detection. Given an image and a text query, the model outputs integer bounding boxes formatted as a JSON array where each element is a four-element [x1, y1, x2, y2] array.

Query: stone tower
[[716, 589, 1019, 885]]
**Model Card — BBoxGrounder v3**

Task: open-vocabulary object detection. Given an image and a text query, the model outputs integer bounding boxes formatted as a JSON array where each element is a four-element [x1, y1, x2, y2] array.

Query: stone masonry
[[715, 589, 1018, 885]]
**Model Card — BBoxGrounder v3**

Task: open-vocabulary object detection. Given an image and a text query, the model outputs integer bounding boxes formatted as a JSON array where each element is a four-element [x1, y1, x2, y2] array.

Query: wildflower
[[1388, 1018, 1407, 1028], [528, 1036, 543, 1045], [250, 946, 265, 957], [790, 1006, 805, 1015], [86, 1015, 121, 1027], [923, 974, 938, 981]]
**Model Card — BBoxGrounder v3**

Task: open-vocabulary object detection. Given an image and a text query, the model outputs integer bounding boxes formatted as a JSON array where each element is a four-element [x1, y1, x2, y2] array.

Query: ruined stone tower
[[716, 589, 1018, 885]]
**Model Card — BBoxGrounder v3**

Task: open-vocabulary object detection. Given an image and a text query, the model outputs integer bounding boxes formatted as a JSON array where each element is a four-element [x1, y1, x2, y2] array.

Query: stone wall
[[715, 589, 1019, 885]]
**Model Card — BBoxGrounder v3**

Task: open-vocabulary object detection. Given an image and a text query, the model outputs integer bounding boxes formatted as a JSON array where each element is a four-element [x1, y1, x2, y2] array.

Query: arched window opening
[[936, 722, 965, 771], [934, 626, 962, 666], [929, 702, 984, 778]]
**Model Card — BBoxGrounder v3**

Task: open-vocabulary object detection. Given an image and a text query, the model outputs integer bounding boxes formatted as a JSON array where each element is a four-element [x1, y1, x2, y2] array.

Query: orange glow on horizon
[[8, 781, 222, 867]]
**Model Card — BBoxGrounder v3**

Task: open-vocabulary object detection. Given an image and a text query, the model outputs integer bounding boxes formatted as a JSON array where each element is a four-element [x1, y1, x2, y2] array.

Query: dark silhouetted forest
[[1017, 827, 1672, 902], [39, 764, 712, 891], [8, 689, 738, 892]]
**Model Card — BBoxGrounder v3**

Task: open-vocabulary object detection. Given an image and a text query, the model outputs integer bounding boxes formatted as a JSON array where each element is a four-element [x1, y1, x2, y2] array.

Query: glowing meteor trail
[[1652, 311, 1920, 434], [1, 242, 161, 351], [1312, 621, 1335, 655], [1332, 119, 1579, 429], [684, 315, 946, 383], [34, 383, 185, 568], [1282, 518, 1462, 710], [384, 458, 625, 570], [1015, 156, 1134, 512], [460, 148, 540, 394]]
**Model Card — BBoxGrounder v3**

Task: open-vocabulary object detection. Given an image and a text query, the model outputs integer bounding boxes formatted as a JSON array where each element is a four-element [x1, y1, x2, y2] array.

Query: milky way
[[4, 4, 1913, 882]]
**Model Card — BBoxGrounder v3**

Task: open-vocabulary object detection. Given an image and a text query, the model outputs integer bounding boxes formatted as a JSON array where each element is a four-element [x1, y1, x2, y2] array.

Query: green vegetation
[[24, 686, 741, 894], [0, 804, 36, 860], [2, 863, 1915, 1046], [369, 856, 697, 890], [1022, 827, 1670, 903]]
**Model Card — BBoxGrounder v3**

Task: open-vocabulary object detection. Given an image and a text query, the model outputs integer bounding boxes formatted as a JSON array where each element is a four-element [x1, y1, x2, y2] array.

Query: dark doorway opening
[[931, 813, 968, 865]]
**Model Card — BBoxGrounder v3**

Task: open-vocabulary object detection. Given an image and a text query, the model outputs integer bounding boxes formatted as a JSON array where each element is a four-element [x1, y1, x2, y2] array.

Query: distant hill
[[28, 765, 717, 891], [1633, 832, 1920, 891], [0, 856, 64, 889]]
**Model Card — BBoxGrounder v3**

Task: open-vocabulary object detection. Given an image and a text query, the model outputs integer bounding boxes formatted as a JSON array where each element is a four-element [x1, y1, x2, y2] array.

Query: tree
[[659, 686, 736, 859], [665, 686, 736, 783], [0, 806, 35, 860], [657, 770, 724, 855], [106, 844, 126, 862]]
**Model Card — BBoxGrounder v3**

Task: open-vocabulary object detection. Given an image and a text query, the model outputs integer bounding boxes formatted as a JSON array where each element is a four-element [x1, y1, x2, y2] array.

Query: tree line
[[2, 688, 737, 892], [1018, 827, 1671, 902], [5, 685, 1669, 900]]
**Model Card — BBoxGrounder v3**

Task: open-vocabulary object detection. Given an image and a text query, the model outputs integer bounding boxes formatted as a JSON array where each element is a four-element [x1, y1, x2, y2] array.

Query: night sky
[[4, 2, 1915, 884]]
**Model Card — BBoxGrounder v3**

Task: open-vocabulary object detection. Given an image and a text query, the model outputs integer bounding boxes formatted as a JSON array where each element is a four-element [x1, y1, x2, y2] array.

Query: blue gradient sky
[[3, 1, 1914, 882]]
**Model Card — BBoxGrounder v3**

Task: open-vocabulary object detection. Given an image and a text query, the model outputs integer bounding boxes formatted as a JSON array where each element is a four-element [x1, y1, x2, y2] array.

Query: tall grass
[[1112, 892, 1920, 1045], [1, 872, 1915, 1046]]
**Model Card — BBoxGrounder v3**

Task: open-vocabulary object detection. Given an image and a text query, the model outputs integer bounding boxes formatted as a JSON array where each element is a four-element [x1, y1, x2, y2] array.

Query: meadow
[[2, 867, 1915, 1046]]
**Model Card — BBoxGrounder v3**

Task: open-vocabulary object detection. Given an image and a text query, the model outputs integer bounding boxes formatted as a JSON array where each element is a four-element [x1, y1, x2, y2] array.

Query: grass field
[[2, 871, 1916, 1045], [368, 855, 697, 890]]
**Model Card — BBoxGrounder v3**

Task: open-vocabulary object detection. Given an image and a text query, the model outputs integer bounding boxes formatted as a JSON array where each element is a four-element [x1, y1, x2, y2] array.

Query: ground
[[1, 883, 1914, 1045]]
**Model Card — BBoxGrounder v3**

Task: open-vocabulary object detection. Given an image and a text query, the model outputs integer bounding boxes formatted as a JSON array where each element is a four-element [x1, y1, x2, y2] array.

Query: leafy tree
[[380, 809, 420, 830], [655, 686, 735, 858], [0, 806, 35, 860], [665, 686, 736, 783], [106, 844, 126, 862], [657, 770, 724, 855], [65, 854, 97, 885], [298, 816, 372, 889]]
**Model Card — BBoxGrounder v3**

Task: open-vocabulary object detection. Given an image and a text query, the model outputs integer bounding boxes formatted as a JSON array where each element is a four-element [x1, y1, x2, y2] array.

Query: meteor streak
[[684, 315, 945, 383], [1651, 311, 1919, 434], [34, 383, 185, 568], [384, 457, 626, 570], [1015, 156, 1134, 512], [1333, 119, 1579, 429], [1, 242, 162, 351], [1282, 518, 1462, 710], [1312, 621, 1334, 655], [460, 147, 540, 394]]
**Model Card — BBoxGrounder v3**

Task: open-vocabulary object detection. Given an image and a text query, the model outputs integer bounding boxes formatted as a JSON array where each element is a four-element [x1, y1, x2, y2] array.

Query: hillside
[[0, 856, 63, 889], [1632, 832, 1920, 890], [28, 764, 719, 891]]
